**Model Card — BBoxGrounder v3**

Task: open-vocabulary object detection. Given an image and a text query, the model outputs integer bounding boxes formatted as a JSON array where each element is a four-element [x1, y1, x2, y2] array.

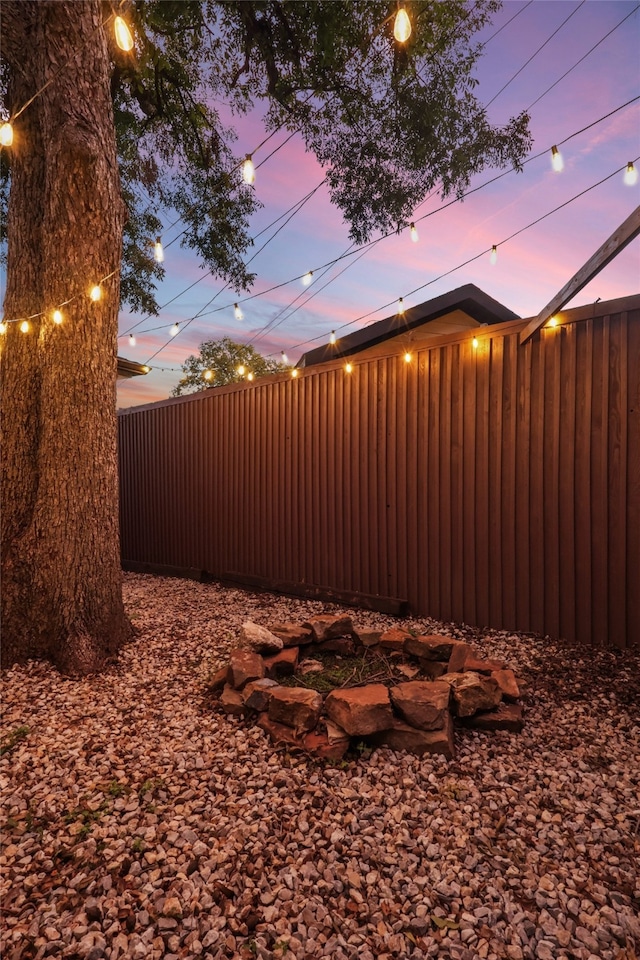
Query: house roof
[[117, 357, 150, 379], [297, 284, 520, 367]]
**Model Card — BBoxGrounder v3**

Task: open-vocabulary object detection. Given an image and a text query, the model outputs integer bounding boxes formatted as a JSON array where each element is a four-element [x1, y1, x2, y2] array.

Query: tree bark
[[1, 1, 131, 674]]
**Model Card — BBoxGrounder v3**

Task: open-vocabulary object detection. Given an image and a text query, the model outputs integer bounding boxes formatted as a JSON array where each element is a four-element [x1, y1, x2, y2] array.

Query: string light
[[0, 122, 13, 147], [281, 351, 288, 364], [345, 362, 353, 374], [330, 331, 336, 345], [203, 369, 214, 381], [0, 322, 7, 335], [242, 155, 255, 185], [409, 222, 419, 243], [247, 372, 254, 381], [472, 337, 479, 349], [291, 368, 298, 378], [551, 145, 564, 172], [624, 161, 638, 186], [169, 322, 179, 337], [490, 245, 498, 265], [129, 334, 136, 346], [237, 364, 245, 376], [53, 309, 63, 324], [302, 271, 313, 286], [153, 238, 164, 262], [20, 320, 29, 333], [547, 316, 559, 327], [234, 303, 244, 321], [404, 352, 412, 363], [141, 365, 150, 373], [114, 16, 134, 52], [90, 285, 102, 302], [393, 6, 412, 42], [398, 297, 405, 315]]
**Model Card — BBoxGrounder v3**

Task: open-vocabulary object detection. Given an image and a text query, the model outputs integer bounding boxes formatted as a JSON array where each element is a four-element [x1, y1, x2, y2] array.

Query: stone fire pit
[[211, 615, 523, 760]]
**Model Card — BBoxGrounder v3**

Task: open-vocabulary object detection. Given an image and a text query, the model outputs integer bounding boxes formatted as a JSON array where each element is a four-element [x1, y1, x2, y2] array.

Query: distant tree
[[173, 338, 286, 395]]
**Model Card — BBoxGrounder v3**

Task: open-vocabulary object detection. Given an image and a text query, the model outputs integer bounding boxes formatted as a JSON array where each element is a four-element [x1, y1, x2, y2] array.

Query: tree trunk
[[1, 1, 131, 674]]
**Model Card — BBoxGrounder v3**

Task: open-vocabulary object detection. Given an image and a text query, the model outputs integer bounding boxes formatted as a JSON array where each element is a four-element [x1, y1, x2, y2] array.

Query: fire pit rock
[[212, 614, 524, 760]]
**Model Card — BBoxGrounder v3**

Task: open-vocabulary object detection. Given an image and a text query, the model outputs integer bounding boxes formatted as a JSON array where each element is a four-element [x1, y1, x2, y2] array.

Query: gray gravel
[[1, 572, 639, 960]]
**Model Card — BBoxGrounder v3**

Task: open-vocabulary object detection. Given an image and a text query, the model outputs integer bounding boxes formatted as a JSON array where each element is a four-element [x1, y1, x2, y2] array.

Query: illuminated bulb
[[472, 337, 479, 349], [242, 155, 255, 185], [548, 316, 559, 328], [129, 334, 136, 346], [170, 322, 179, 337], [302, 271, 313, 286], [204, 369, 214, 381], [291, 368, 298, 378], [281, 351, 288, 364], [409, 222, 419, 243], [345, 362, 353, 374], [114, 16, 134, 51], [153, 238, 164, 262], [490, 245, 497, 265], [624, 161, 638, 186], [247, 372, 254, 381], [393, 6, 412, 42], [0, 321, 7, 334], [90, 285, 101, 302], [330, 330, 336, 345], [53, 309, 63, 324], [398, 297, 405, 315], [551, 145, 563, 172], [404, 352, 411, 363], [20, 320, 29, 333], [237, 364, 245, 376], [141, 366, 150, 373], [234, 303, 244, 321], [0, 122, 13, 147]]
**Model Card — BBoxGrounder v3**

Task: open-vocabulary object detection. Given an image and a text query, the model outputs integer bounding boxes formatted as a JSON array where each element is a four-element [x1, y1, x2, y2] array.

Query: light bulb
[[398, 297, 405, 315], [472, 337, 479, 349], [409, 222, 419, 243], [237, 364, 245, 376], [0, 321, 7, 334], [394, 6, 411, 42], [490, 245, 497, 265], [114, 16, 134, 52], [90, 285, 101, 302], [624, 162, 638, 186], [404, 352, 411, 363], [291, 369, 298, 378], [345, 362, 353, 374], [153, 238, 164, 262], [141, 366, 150, 373], [20, 320, 29, 333], [247, 372, 254, 381], [242, 155, 255, 185], [0, 122, 13, 147], [548, 316, 559, 328], [129, 334, 136, 346], [170, 322, 179, 337], [234, 303, 244, 321], [281, 351, 288, 364], [302, 271, 313, 286], [551, 145, 563, 172], [204, 369, 214, 381], [330, 330, 336, 345], [53, 309, 63, 324]]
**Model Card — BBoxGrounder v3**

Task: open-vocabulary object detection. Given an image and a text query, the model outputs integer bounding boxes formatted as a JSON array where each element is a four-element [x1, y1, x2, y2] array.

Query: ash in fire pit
[[210, 615, 523, 760]]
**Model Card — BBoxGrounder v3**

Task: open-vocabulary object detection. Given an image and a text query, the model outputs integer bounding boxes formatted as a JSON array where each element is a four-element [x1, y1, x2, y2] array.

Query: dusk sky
[[112, 1, 638, 406]]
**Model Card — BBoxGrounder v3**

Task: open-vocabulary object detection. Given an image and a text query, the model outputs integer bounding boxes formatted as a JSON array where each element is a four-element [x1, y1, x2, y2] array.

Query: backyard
[[1, 573, 639, 960]]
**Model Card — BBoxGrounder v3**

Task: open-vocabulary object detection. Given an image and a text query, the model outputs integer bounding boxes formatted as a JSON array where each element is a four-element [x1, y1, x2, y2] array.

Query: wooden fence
[[118, 294, 640, 648]]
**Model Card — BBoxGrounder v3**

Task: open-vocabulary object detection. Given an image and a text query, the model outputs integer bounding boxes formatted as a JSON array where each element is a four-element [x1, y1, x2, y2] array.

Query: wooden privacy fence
[[118, 294, 640, 649]]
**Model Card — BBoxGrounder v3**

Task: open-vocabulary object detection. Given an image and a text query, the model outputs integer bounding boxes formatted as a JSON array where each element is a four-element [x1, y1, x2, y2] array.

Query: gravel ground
[[1, 572, 639, 960]]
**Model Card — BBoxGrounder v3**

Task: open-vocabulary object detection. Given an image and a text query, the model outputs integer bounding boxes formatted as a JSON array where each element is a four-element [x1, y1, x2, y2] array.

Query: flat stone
[[302, 729, 350, 761], [395, 663, 420, 679], [379, 628, 412, 651], [208, 666, 228, 692], [352, 628, 382, 648], [298, 658, 324, 675], [463, 652, 507, 674], [390, 681, 451, 730], [269, 622, 313, 647], [303, 614, 353, 642], [325, 719, 350, 742], [227, 649, 265, 690], [256, 713, 300, 747], [367, 713, 455, 758], [220, 684, 246, 716], [404, 634, 456, 661], [325, 684, 393, 736], [308, 638, 355, 656], [263, 646, 299, 678], [462, 702, 524, 732], [419, 660, 448, 679], [444, 672, 502, 717], [491, 668, 520, 701], [268, 687, 322, 732], [240, 621, 284, 654], [242, 678, 279, 712], [447, 641, 472, 673]]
